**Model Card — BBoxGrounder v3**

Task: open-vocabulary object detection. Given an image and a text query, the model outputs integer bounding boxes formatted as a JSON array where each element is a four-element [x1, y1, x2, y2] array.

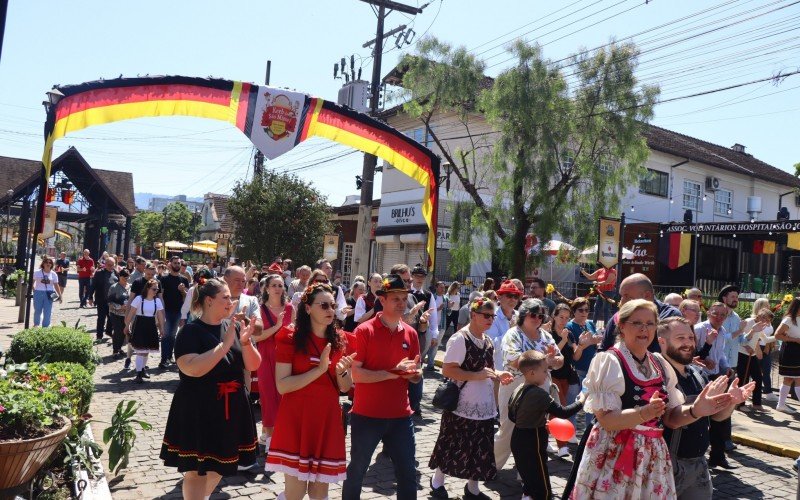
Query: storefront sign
[[622, 223, 659, 283], [664, 219, 800, 234], [377, 202, 425, 227], [323, 233, 339, 261], [40, 206, 58, 239], [597, 217, 621, 269], [437, 228, 453, 249]]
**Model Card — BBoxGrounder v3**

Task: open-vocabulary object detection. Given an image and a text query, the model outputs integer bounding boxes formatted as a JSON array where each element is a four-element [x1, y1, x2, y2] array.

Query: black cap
[[376, 274, 409, 296], [411, 265, 428, 276], [717, 284, 740, 302]]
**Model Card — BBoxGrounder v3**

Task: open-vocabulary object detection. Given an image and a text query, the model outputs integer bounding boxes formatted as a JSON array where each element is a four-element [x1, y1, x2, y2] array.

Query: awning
[[155, 241, 189, 250]]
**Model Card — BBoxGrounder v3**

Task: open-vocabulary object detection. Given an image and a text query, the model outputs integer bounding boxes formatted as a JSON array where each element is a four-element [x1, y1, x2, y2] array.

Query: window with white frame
[[715, 189, 733, 217], [683, 180, 702, 212]]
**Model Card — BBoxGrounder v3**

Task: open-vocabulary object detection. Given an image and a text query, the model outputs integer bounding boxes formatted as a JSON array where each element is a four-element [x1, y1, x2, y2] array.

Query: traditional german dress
[[778, 317, 800, 377], [160, 320, 258, 476], [129, 296, 162, 354], [258, 302, 293, 428], [571, 343, 684, 499], [265, 327, 347, 482], [429, 329, 497, 481]]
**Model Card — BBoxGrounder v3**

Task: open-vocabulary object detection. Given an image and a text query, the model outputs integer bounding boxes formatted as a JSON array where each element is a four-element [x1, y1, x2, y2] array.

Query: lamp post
[[4, 189, 12, 258], [162, 207, 168, 260]]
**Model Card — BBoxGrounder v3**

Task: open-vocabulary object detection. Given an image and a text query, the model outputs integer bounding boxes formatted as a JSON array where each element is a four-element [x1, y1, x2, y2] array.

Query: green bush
[[8, 327, 97, 373]]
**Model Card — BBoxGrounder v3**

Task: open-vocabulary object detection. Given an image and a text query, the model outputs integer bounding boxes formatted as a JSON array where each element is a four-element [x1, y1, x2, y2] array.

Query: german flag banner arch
[[42, 75, 440, 269]]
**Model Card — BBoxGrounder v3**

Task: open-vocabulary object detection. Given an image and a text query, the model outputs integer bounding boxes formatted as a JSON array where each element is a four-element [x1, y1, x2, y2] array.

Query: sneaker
[[158, 361, 169, 370], [764, 393, 778, 401], [141, 367, 150, 379], [547, 444, 558, 454], [776, 404, 797, 414], [557, 446, 570, 458]]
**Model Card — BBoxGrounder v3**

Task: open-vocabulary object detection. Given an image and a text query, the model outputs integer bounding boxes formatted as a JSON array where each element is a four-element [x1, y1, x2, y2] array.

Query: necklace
[[630, 351, 653, 378]]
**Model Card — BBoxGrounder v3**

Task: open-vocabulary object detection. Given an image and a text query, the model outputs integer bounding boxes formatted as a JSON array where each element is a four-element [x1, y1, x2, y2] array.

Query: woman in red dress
[[254, 274, 294, 450], [266, 283, 355, 500]]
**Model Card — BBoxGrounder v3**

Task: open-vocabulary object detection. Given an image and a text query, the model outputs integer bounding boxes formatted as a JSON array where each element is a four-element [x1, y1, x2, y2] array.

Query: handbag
[[432, 331, 483, 411]]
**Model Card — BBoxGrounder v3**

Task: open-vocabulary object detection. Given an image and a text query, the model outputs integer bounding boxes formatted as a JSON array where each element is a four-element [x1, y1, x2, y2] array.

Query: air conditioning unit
[[705, 176, 720, 191]]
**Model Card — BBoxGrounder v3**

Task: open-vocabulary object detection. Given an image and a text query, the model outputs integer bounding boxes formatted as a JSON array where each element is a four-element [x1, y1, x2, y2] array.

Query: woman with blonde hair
[[737, 303, 775, 411]]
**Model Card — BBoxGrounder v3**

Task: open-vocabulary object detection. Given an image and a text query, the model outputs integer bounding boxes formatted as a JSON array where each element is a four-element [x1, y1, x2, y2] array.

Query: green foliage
[[401, 37, 658, 277], [227, 172, 332, 264], [5, 269, 26, 292], [63, 415, 103, 478], [132, 202, 199, 250], [102, 401, 152, 476], [0, 362, 73, 439], [8, 326, 98, 373]]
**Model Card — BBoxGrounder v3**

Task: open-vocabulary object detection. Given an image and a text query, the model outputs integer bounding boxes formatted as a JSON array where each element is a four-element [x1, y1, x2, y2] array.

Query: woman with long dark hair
[[124, 278, 166, 384], [266, 283, 355, 500], [254, 274, 293, 449], [160, 278, 260, 499], [354, 273, 383, 324]]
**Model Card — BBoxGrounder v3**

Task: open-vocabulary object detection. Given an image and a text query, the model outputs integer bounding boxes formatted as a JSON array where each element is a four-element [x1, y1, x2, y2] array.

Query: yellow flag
[[788, 233, 800, 251]]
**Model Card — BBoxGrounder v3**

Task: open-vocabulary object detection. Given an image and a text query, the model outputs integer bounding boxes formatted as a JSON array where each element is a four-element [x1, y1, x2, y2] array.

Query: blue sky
[[1, 0, 799, 206]]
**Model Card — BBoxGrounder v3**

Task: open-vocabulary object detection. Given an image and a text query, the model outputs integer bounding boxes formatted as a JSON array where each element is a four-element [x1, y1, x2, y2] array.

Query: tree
[[132, 203, 198, 250], [401, 38, 658, 278], [227, 172, 332, 265]]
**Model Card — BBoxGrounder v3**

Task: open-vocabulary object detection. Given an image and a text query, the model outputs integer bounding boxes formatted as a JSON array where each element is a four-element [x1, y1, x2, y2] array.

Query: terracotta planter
[[0, 418, 71, 491]]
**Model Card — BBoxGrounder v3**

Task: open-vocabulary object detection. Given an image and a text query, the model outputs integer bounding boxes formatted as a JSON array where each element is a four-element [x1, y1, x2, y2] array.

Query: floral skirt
[[571, 425, 675, 499], [428, 411, 496, 481]]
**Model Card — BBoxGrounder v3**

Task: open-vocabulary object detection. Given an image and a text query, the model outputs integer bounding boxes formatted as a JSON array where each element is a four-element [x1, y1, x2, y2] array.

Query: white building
[[148, 194, 203, 214]]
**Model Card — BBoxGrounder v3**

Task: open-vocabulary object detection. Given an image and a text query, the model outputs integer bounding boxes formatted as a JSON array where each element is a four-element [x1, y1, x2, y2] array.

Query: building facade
[[148, 194, 203, 214]]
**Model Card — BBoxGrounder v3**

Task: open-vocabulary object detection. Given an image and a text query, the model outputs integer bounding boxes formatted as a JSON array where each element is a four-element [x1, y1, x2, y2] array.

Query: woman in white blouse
[[571, 299, 686, 499], [494, 298, 563, 470], [429, 298, 512, 500], [737, 304, 775, 411], [32, 256, 62, 327], [124, 278, 166, 384]]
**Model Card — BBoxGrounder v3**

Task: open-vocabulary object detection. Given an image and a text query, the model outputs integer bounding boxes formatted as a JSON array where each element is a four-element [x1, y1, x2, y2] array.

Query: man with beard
[[658, 317, 754, 498], [718, 284, 746, 452], [157, 256, 190, 369]]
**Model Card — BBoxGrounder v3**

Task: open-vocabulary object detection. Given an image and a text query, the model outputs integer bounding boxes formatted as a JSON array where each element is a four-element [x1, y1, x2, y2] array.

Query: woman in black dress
[[160, 278, 262, 500]]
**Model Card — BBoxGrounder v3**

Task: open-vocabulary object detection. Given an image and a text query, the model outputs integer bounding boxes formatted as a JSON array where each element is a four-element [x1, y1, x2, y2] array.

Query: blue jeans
[[593, 292, 616, 324], [33, 290, 53, 327], [78, 277, 91, 306], [409, 377, 423, 413], [342, 414, 417, 500], [576, 369, 594, 431], [161, 310, 182, 363]]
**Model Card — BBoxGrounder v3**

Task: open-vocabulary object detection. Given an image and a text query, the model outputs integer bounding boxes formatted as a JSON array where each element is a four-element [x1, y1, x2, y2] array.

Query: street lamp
[[42, 88, 64, 111], [439, 161, 453, 193]]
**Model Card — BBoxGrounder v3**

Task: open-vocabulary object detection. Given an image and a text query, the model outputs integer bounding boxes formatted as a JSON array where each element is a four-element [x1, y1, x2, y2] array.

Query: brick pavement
[[1, 281, 799, 499]]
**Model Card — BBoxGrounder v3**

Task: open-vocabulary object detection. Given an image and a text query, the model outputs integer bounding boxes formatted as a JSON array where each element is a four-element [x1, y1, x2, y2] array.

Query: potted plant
[[0, 362, 75, 491]]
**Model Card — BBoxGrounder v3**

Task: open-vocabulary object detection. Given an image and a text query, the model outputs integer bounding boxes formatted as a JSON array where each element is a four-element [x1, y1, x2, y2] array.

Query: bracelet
[[688, 404, 697, 419], [637, 407, 647, 422]]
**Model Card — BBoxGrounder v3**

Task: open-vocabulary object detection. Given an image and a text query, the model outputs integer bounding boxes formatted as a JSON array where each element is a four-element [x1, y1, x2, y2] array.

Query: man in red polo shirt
[[343, 274, 421, 500], [76, 249, 94, 308]]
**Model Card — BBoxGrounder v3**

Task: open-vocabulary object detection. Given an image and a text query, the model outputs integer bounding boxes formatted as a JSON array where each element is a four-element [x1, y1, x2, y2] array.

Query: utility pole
[[253, 60, 272, 179], [353, 0, 423, 278]]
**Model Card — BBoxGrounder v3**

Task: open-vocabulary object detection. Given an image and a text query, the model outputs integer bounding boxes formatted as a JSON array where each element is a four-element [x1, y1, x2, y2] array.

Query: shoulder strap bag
[[432, 332, 487, 411]]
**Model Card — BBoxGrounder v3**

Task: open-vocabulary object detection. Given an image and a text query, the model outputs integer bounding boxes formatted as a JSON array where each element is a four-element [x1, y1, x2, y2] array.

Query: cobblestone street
[[1, 283, 798, 499]]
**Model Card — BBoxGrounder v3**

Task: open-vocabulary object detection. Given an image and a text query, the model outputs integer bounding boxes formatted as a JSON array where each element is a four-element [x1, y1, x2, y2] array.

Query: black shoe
[[709, 459, 738, 470], [96, 335, 103, 341], [158, 361, 168, 370], [463, 485, 491, 500], [429, 477, 448, 498], [724, 440, 737, 452], [413, 409, 423, 420], [134, 371, 144, 384], [237, 462, 260, 473], [141, 367, 150, 379], [123, 358, 131, 370]]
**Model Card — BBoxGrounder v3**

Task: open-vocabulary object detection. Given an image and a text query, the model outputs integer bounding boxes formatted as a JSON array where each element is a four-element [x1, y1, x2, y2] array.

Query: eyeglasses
[[575, 308, 590, 313], [475, 312, 496, 320], [528, 313, 546, 320], [625, 321, 657, 330], [315, 302, 337, 310]]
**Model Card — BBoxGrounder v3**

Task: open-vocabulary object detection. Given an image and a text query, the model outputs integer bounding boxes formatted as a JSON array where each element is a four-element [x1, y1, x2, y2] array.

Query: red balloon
[[547, 418, 576, 442]]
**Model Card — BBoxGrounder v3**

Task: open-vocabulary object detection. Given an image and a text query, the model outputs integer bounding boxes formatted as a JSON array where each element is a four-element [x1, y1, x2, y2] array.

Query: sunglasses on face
[[476, 312, 496, 320], [575, 308, 590, 313], [315, 302, 337, 310], [528, 313, 546, 320]]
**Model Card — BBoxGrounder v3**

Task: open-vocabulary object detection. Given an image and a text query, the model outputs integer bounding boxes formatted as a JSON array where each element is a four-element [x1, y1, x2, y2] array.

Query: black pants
[[446, 310, 459, 332], [511, 426, 552, 500], [78, 277, 91, 306], [737, 352, 763, 405], [110, 314, 126, 353], [709, 373, 731, 463], [95, 302, 112, 340]]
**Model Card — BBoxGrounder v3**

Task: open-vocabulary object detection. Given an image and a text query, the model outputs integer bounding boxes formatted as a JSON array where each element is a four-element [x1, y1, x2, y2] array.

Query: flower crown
[[301, 283, 332, 304], [471, 297, 492, 311], [382, 277, 391, 290], [197, 276, 207, 286]]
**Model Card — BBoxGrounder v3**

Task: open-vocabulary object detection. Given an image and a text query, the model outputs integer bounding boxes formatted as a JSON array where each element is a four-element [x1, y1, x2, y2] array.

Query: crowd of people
[[43, 248, 793, 499]]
